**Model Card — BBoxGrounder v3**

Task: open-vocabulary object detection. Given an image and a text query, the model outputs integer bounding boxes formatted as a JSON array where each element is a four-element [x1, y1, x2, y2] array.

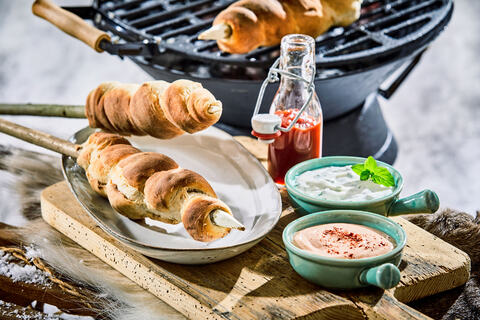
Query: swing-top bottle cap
[[251, 113, 282, 144]]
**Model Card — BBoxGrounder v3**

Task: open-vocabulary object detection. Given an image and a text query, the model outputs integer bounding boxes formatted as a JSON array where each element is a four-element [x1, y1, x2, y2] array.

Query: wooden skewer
[[0, 117, 243, 231], [0, 118, 80, 158], [0, 103, 221, 118], [198, 23, 232, 41], [207, 105, 222, 114], [211, 210, 245, 231], [0, 103, 85, 118]]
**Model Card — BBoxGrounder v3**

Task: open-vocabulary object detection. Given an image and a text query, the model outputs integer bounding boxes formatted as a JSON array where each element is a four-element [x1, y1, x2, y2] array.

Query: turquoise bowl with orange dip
[[282, 210, 406, 289]]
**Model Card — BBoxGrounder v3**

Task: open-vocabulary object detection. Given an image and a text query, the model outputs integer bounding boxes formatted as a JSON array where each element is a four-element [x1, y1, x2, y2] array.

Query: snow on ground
[[0, 246, 51, 286]]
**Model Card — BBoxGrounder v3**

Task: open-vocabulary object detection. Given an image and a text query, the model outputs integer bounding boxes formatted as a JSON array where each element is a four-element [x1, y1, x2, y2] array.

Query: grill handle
[[378, 49, 426, 99], [32, 0, 110, 53]]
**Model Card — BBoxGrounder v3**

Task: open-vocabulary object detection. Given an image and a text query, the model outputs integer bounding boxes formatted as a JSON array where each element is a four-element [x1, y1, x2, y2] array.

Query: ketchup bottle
[[267, 34, 323, 185]]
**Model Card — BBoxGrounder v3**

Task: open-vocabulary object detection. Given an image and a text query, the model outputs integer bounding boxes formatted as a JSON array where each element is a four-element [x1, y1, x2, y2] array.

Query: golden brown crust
[[85, 80, 222, 139], [98, 144, 141, 173], [85, 82, 119, 132], [143, 168, 216, 212], [85, 90, 98, 128], [212, 0, 361, 54], [116, 152, 178, 191], [186, 87, 222, 131], [161, 80, 202, 134], [324, 0, 362, 26], [161, 80, 222, 134], [88, 144, 140, 196], [130, 81, 184, 139], [182, 196, 232, 242], [77, 132, 131, 169], [215, 1, 282, 54], [102, 84, 143, 135], [78, 132, 134, 197]]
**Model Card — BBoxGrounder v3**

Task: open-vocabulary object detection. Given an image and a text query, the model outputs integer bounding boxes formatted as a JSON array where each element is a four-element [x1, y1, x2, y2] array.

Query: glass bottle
[[267, 34, 323, 185]]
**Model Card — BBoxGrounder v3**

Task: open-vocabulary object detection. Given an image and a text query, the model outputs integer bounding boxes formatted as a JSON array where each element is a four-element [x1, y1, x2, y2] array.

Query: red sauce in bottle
[[268, 108, 322, 185]]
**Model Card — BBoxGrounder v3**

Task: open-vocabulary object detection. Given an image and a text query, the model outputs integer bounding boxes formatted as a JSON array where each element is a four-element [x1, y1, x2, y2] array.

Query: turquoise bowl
[[283, 210, 407, 289], [285, 156, 439, 216]]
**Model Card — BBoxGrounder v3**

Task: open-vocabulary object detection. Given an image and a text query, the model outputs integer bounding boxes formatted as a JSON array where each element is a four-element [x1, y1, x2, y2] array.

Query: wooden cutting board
[[40, 137, 470, 319], [41, 181, 470, 320]]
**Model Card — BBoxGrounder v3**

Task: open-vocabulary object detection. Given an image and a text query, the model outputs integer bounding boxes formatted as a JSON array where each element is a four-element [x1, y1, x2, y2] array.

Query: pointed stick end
[[211, 210, 245, 231], [207, 104, 222, 115], [198, 23, 232, 41]]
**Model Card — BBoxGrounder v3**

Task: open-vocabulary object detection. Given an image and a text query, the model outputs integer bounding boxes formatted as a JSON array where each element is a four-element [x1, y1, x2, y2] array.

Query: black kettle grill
[[34, 0, 454, 163]]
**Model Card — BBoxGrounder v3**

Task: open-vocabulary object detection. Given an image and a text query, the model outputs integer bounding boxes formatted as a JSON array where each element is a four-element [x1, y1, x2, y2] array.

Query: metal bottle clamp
[[251, 57, 316, 143]]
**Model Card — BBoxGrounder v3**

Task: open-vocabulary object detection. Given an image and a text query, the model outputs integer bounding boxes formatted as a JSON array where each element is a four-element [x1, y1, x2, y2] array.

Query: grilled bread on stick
[[77, 132, 244, 242], [198, 0, 363, 54], [86, 80, 222, 139]]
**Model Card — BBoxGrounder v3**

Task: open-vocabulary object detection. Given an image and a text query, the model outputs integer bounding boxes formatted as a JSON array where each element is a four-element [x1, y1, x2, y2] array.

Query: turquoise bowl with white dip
[[285, 156, 439, 216]]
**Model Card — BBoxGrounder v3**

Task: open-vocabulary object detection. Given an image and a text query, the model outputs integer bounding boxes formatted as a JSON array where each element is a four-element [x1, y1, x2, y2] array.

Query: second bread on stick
[[199, 0, 363, 54], [86, 80, 222, 139]]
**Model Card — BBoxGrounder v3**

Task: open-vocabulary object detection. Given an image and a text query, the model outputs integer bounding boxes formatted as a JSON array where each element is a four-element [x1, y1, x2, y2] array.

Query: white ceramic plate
[[63, 127, 282, 264]]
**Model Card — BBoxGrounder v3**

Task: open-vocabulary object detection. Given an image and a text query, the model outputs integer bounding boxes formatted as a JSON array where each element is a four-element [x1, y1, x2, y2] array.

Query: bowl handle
[[388, 190, 439, 216], [359, 263, 401, 289]]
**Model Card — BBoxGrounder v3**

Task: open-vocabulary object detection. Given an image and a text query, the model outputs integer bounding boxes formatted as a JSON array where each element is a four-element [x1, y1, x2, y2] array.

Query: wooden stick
[[0, 118, 80, 158], [0, 103, 86, 118], [0, 118, 242, 235], [207, 105, 222, 115], [198, 23, 232, 41], [211, 210, 245, 230]]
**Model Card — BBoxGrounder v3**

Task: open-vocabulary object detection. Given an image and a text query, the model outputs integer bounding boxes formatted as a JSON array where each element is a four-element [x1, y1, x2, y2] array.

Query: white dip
[[294, 165, 394, 201]]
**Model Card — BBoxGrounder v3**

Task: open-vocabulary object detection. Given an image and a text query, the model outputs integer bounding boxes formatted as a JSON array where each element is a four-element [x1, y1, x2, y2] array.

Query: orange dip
[[293, 223, 394, 259]]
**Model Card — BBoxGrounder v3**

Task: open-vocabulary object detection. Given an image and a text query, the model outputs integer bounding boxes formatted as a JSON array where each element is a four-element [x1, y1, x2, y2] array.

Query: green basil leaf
[[373, 167, 391, 176], [351, 164, 365, 175], [364, 156, 377, 171], [352, 156, 396, 187], [360, 170, 371, 181], [372, 167, 395, 187], [371, 173, 395, 187]]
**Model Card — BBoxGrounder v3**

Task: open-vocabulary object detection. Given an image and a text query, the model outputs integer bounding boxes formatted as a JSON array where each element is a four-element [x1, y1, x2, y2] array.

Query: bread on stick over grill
[[77, 132, 244, 242], [198, 0, 363, 54], [85, 80, 222, 139]]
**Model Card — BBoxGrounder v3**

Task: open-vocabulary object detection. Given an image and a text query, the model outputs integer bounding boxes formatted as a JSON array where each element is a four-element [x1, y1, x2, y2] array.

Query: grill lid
[[72, 0, 452, 78]]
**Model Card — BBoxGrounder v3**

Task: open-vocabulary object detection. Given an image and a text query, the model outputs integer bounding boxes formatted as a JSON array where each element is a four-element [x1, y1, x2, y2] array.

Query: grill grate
[[93, 0, 452, 71]]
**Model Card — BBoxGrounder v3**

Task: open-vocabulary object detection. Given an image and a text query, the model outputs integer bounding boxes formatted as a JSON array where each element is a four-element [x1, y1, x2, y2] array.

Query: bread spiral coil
[[77, 132, 238, 242]]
